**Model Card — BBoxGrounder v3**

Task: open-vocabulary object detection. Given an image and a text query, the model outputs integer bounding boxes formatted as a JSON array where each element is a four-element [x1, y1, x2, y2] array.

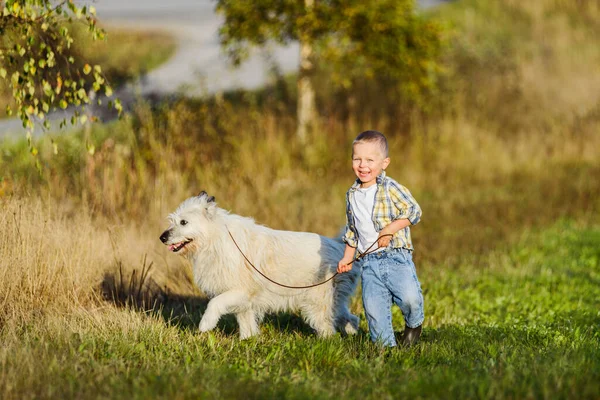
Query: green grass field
[[1, 221, 598, 399]]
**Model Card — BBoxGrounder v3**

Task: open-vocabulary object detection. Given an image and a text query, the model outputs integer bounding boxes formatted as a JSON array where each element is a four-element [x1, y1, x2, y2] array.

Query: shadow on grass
[[100, 262, 318, 337]]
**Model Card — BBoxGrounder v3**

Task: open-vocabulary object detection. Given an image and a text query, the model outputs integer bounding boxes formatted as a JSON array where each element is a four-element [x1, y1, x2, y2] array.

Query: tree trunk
[[296, 0, 316, 142]]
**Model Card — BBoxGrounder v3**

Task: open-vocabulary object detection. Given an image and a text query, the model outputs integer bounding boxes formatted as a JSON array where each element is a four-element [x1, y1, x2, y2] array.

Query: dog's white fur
[[160, 193, 360, 339]]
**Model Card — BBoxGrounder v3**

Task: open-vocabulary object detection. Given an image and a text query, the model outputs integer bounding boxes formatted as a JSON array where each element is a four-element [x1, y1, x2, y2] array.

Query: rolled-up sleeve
[[342, 195, 358, 247], [389, 181, 422, 225], [343, 225, 357, 248]]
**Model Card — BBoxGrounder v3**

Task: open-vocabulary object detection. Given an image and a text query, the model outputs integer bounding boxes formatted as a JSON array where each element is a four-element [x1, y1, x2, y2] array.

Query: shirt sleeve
[[342, 193, 358, 247], [389, 180, 422, 225], [343, 226, 357, 248]]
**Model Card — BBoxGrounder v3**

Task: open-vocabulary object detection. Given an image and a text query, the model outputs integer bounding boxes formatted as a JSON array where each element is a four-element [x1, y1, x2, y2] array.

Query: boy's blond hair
[[353, 130, 389, 158]]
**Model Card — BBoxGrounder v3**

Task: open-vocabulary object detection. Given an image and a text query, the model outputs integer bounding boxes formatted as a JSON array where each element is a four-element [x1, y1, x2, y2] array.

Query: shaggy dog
[[160, 192, 360, 339]]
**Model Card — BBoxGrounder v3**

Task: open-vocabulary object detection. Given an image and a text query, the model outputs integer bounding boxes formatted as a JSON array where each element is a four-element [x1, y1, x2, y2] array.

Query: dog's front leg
[[199, 290, 249, 333], [236, 309, 259, 339]]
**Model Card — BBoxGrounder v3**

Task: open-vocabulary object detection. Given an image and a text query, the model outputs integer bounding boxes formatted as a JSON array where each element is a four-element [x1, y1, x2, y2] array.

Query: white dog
[[160, 192, 360, 339]]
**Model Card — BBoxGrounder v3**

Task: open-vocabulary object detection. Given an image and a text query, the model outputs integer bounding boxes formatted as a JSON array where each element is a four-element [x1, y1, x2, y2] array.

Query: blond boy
[[338, 130, 424, 347]]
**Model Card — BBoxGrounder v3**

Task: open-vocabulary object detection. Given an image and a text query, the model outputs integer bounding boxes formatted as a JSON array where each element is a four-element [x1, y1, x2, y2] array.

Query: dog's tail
[[333, 227, 346, 244]]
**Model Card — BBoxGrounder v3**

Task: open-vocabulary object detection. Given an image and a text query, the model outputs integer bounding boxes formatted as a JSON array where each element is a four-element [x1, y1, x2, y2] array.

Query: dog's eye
[[180, 220, 188, 226]]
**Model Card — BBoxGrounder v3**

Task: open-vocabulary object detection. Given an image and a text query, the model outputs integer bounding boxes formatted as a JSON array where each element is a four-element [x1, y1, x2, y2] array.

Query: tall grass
[[2, 91, 598, 264]]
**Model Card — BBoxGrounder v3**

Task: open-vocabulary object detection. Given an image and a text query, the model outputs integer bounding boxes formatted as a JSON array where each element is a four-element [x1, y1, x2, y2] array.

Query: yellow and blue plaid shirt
[[343, 171, 422, 251]]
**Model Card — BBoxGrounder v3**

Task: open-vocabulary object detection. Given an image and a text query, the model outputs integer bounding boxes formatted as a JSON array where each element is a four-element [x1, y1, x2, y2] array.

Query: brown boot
[[402, 325, 422, 347]]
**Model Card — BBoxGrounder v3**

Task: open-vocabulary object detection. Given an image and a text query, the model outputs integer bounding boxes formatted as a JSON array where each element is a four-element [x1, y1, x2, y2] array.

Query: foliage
[[0, 0, 117, 134], [0, 26, 176, 118], [216, 0, 446, 111]]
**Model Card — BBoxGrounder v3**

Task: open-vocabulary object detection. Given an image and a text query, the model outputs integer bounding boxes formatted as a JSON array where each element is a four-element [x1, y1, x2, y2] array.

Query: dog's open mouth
[[168, 239, 193, 252]]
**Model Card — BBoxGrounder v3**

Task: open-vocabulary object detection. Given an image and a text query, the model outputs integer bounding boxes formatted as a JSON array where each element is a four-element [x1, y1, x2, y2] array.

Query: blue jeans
[[359, 248, 424, 347]]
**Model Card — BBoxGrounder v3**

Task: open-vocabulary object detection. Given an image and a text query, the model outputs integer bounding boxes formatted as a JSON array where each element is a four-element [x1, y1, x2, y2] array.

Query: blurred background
[[1, 0, 598, 287]]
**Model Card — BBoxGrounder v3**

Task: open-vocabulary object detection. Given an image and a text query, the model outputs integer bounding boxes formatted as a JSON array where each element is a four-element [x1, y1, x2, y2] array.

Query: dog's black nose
[[160, 231, 170, 243]]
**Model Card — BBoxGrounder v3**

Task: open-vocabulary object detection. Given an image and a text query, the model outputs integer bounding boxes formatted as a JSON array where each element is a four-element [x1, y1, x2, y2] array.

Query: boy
[[337, 130, 424, 347]]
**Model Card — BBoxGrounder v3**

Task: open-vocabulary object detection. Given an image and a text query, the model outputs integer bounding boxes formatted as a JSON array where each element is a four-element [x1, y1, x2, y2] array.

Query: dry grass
[[0, 197, 199, 326]]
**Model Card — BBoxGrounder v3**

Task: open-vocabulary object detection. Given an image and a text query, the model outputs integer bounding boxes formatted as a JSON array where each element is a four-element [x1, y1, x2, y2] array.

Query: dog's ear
[[197, 191, 215, 203], [205, 199, 218, 218]]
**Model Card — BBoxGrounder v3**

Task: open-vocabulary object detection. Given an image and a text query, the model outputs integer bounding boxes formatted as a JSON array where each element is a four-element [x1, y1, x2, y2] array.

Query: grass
[[1, 0, 599, 398], [0, 199, 598, 399]]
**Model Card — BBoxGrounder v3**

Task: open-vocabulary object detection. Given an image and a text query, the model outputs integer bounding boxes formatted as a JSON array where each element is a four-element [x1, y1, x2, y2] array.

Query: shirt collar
[[350, 170, 386, 191]]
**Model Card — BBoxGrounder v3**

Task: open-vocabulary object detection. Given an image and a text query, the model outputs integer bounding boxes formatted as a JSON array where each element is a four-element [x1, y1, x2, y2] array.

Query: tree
[[0, 0, 116, 137], [215, 0, 444, 141]]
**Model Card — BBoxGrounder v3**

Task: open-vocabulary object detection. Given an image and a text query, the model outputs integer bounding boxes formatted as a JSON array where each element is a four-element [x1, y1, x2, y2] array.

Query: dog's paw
[[239, 330, 259, 340], [346, 315, 360, 334], [344, 320, 359, 335], [198, 316, 218, 333]]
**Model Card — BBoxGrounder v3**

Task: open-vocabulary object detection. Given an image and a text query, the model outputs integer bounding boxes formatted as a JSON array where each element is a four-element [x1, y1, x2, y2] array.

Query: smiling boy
[[337, 130, 424, 347]]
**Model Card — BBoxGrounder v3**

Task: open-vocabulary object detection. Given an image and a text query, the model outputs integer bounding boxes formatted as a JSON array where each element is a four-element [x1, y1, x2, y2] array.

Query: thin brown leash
[[226, 229, 393, 289]]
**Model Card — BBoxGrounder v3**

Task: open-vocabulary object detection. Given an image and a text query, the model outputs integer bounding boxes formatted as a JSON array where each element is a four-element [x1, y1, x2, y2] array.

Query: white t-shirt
[[350, 184, 383, 254]]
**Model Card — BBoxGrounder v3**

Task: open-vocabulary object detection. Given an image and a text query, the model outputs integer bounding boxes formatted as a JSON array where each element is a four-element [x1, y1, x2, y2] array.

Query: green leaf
[[43, 81, 52, 97], [114, 99, 123, 114], [83, 64, 91, 75], [0, 68, 6, 78]]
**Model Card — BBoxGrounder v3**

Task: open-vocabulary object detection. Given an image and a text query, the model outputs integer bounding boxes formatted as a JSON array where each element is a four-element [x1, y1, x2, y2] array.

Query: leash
[[227, 229, 393, 289]]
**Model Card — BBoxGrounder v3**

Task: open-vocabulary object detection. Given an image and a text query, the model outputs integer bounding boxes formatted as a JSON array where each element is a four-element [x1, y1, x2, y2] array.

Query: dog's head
[[159, 191, 218, 255]]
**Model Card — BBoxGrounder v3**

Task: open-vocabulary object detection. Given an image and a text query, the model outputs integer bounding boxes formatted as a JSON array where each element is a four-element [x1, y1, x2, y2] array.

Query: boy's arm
[[378, 181, 421, 248], [378, 218, 411, 248], [337, 244, 357, 273], [389, 181, 422, 226]]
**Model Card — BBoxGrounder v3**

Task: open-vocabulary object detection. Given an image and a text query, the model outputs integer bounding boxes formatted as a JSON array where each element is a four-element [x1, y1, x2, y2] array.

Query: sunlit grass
[[0, 200, 598, 398]]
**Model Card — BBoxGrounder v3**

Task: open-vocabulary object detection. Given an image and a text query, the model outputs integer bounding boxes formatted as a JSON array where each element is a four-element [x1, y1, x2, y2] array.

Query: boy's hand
[[377, 230, 393, 248], [377, 220, 411, 249], [337, 257, 354, 273]]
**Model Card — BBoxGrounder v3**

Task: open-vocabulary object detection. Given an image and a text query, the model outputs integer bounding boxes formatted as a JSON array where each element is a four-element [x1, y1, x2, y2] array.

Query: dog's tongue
[[168, 244, 177, 251]]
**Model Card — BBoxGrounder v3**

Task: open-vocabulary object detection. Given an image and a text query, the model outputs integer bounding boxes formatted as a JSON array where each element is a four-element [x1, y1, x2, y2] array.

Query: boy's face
[[352, 141, 390, 188]]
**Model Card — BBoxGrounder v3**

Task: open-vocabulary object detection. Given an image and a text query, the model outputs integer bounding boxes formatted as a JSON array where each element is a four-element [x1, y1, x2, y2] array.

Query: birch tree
[[215, 0, 444, 141], [0, 0, 115, 135]]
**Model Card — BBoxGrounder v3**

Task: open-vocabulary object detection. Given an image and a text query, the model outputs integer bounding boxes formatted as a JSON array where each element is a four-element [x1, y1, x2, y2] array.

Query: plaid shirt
[[343, 171, 422, 251]]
